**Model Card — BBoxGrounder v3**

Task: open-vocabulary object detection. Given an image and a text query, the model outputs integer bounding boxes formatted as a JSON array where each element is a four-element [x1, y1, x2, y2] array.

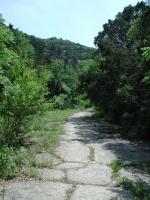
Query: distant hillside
[[27, 35, 95, 66], [8, 24, 95, 67]]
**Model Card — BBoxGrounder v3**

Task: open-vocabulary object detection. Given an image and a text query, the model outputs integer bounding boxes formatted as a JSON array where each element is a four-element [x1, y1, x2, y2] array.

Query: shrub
[[74, 94, 91, 109], [0, 145, 35, 179], [0, 20, 49, 146], [0, 145, 17, 178], [48, 94, 70, 110], [0, 68, 48, 146]]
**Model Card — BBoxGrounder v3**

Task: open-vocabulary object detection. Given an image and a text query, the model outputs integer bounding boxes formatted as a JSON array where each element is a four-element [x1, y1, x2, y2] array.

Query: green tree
[[85, 2, 150, 139], [0, 17, 48, 146]]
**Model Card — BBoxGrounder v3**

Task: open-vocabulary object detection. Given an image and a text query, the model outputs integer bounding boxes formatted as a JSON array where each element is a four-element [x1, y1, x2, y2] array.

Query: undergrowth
[[0, 109, 78, 179], [111, 160, 150, 200]]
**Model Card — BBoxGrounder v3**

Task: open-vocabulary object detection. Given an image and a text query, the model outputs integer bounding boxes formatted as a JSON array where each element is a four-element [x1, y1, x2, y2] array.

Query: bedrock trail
[[1, 109, 150, 200]]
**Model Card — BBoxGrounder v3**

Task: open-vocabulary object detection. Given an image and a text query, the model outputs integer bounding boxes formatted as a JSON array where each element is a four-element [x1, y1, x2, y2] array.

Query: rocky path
[[1, 109, 150, 199]]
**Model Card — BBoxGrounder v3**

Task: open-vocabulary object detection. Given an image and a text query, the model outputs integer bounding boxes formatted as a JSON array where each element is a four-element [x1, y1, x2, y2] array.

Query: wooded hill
[[28, 36, 95, 66], [8, 24, 95, 66]]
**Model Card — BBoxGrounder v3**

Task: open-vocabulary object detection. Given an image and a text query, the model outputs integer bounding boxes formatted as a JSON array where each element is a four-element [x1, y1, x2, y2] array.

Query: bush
[[0, 145, 35, 179], [48, 94, 71, 110], [0, 68, 48, 146], [0, 145, 18, 178], [53, 94, 68, 109], [0, 20, 49, 146], [74, 94, 91, 109]]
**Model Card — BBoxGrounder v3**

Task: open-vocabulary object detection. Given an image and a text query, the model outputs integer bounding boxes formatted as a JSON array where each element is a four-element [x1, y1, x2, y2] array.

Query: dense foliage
[[0, 17, 49, 146], [27, 36, 95, 66], [8, 25, 95, 108], [0, 12, 94, 146], [80, 2, 150, 139], [0, 14, 94, 177], [0, 1, 149, 179]]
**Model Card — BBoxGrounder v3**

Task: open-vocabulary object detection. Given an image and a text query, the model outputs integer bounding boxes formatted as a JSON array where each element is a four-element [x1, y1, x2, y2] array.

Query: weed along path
[[1, 109, 150, 199]]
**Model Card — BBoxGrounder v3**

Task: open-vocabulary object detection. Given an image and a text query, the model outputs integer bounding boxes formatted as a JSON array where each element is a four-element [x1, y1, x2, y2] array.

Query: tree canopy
[[81, 2, 150, 139]]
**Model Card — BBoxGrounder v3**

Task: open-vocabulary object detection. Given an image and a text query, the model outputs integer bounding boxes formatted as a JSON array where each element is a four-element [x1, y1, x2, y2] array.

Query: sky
[[0, 0, 141, 47]]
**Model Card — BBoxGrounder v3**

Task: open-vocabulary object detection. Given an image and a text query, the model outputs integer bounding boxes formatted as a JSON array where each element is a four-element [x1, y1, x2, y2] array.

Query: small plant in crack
[[65, 186, 76, 200], [35, 161, 53, 169], [88, 147, 95, 161], [63, 176, 76, 185], [111, 160, 150, 200], [110, 197, 118, 200], [120, 178, 150, 200], [111, 160, 122, 179], [0, 188, 5, 200]]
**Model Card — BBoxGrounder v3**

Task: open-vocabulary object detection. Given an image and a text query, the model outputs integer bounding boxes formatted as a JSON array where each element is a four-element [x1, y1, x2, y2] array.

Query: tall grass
[[0, 109, 78, 179]]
